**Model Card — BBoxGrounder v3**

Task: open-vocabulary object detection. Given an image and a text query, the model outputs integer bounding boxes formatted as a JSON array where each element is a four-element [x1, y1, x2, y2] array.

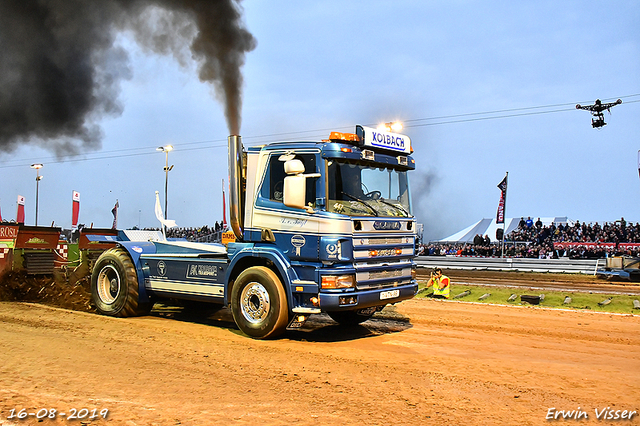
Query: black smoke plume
[[0, 0, 255, 156]]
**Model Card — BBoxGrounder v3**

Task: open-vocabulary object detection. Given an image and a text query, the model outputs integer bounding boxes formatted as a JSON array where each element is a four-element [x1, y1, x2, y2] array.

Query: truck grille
[[353, 236, 408, 246], [355, 264, 412, 290], [369, 269, 404, 280], [351, 230, 415, 290]]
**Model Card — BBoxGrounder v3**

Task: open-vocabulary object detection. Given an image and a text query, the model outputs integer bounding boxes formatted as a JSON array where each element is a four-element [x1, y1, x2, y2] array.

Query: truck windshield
[[326, 159, 412, 217]]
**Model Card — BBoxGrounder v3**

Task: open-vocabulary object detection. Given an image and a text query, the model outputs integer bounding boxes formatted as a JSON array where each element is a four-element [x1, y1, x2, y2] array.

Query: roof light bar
[[329, 132, 360, 143]]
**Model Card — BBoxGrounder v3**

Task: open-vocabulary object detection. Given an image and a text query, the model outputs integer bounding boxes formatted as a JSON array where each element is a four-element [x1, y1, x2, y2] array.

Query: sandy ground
[[0, 295, 638, 425]]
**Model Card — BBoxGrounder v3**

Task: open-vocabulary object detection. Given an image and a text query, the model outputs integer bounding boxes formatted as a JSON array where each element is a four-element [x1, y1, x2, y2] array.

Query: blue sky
[[1, 1, 638, 241]]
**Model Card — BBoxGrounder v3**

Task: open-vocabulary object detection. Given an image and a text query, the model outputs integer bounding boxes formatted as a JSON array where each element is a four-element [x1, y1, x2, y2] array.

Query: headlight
[[321, 274, 355, 289]]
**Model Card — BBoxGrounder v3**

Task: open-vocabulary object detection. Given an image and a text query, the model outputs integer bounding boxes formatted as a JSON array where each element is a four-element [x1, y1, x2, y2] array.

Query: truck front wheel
[[231, 266, 288, 339], [91, 247, 151, 317]]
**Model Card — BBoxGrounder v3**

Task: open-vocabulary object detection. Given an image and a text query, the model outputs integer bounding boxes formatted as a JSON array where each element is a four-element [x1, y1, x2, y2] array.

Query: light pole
[[156, 145, 173, 219], [30, 163, 43, 226]]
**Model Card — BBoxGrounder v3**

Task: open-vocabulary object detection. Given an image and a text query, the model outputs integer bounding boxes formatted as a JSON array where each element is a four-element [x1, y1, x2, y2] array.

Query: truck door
[[252, 152, 320, 261]]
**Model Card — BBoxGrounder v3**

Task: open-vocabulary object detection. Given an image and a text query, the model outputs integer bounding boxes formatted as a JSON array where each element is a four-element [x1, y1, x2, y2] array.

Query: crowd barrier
[[415, 256, 601, 275]]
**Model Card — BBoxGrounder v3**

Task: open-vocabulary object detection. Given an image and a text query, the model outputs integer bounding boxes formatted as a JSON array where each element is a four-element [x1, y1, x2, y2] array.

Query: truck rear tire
[[91, 247, 151, 317], [231, 266, 288, 339], [328, 310, 374, 326]]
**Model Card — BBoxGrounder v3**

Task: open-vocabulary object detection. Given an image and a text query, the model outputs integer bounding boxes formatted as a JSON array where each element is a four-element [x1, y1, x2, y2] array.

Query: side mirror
[[284, 159, 305, 174], [283, 175, 306, 210], [282, 159, 320, 212]]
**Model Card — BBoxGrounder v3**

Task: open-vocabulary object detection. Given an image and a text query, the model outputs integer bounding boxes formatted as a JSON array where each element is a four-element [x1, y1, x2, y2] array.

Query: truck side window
[[265, 156, 286, 202], [260, 153, 316, 206]]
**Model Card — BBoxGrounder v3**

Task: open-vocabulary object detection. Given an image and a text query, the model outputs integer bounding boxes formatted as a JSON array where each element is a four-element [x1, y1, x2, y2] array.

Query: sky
[[0, 1, 639, 242]]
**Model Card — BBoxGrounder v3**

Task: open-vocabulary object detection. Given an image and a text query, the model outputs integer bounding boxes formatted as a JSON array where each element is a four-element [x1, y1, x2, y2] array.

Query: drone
[[576, 98, 622, 128]]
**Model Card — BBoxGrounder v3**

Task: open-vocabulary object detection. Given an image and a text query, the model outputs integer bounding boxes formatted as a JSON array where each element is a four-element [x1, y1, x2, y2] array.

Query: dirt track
[[0, 296, 638, 425]]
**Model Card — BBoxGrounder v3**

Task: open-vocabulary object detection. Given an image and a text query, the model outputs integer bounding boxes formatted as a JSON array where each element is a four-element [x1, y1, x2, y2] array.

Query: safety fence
[[415, 256, 601, 275]]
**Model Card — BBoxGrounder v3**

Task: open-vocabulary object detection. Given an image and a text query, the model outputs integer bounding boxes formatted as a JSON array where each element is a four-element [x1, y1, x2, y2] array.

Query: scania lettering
[[90, 125, 419, 339]]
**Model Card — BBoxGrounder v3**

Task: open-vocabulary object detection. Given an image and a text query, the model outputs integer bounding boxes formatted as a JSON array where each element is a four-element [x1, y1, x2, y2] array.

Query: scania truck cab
[[91, 125, 418, 338]]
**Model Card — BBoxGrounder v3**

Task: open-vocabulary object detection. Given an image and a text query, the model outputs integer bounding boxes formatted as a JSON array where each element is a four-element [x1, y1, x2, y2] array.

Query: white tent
[[436, 217, 572, 243]]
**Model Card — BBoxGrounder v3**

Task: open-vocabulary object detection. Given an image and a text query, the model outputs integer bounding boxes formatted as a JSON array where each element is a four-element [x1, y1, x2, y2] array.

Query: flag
[[0, 200, 2, 222], [111, 200, 119, 229], [155, 191, 177, 229], [637, 150, 640, 181], [72, 191, 80, 228], [496, 174, 508, 224], [16, 195, 25, 224]]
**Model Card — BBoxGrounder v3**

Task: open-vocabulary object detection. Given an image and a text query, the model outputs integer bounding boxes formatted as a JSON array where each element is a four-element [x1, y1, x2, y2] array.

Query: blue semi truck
[[91, 125, 418, 338]]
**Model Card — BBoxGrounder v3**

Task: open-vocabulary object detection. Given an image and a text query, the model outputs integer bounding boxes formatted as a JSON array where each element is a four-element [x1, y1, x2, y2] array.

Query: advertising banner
[[496, 175, 507, 224], [0, 224, 19, 247], [553, 242, 615, 249], [553, 242, 640, 250], [72, 191, 80, 227], [16, 195, 25, 224]]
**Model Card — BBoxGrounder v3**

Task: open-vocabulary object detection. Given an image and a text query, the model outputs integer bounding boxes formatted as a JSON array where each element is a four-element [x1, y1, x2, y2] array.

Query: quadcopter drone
[[576, 98, 622, 128]]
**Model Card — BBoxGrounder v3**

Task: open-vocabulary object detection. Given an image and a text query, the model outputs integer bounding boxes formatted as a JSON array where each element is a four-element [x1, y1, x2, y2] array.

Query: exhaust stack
[[228, 135, 244, 240]]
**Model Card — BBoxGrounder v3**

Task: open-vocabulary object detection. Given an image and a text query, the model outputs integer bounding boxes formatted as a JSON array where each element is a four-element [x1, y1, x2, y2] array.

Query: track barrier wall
[[416, 256, 601, 275]]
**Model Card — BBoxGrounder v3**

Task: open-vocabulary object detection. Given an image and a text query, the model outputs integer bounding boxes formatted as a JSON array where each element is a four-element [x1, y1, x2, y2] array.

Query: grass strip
[[417, 282, 640, 315]]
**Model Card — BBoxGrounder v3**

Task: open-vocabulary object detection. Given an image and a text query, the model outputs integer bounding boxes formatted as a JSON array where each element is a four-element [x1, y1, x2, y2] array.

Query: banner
[[72, 191, 80, 228], [496, 174, 508, 224], [111, 200, 119, 229], [553, 242, 615, 249], [16, 195, 25, 224], [554, 242, 640, 250], [619, 243, 640, 250], [0, 224, 19, 242]]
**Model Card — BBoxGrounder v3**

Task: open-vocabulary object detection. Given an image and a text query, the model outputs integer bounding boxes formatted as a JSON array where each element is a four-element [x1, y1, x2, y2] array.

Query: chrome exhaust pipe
[[228, 135, 244, 240]]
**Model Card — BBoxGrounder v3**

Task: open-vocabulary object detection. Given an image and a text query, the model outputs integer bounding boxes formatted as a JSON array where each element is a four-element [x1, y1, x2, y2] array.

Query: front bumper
[[318, 281, 418, 311]]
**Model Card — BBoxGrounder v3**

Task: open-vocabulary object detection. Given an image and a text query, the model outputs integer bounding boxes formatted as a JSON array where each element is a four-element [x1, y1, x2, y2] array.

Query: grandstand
[[424, 217, 639, 259]]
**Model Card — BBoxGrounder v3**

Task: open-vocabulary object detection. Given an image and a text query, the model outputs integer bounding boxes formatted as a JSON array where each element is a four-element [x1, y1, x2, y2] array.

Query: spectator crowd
[[143, 221, 226, 242], [420, 217, 640, 259]]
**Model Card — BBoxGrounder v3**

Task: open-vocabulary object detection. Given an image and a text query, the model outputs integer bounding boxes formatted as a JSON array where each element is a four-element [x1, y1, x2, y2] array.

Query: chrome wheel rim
[[240, 282, 270, 324], [96, 265, 120, 305]]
